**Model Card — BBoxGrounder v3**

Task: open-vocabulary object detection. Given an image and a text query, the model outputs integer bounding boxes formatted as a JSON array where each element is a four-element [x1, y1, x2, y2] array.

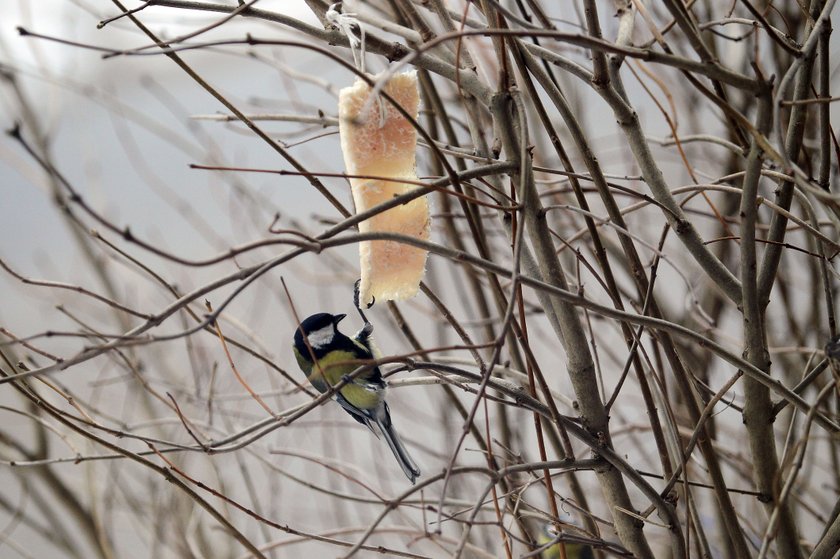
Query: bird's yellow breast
[[294, 346, 382, 410]]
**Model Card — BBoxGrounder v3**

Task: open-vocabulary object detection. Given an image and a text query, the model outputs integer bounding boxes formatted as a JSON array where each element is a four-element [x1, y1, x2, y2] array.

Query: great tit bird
[[292, 306, 421, 484], [538, 523, 595, 559]]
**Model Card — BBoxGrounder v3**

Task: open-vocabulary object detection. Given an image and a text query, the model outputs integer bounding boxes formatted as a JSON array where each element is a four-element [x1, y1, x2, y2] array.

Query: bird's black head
[[293, 312, 347, 355]]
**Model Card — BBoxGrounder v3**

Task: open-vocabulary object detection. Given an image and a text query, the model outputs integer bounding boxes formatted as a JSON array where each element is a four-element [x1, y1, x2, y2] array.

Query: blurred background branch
[[0, 1, 838, 557]]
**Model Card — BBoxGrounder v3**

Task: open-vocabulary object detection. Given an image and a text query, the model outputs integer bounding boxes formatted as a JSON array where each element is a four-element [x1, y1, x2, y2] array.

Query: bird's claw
[[353, 278, 374, 310], [353, 279, 362, 309], [353, 279, 375, 335], [341, 374, 355, 386]]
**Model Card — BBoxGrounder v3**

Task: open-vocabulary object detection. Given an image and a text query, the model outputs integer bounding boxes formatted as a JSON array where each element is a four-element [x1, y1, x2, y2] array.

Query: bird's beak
[[334, 314, 346, 324]]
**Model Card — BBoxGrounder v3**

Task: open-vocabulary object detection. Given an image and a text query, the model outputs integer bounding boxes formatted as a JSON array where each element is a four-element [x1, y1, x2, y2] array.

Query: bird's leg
[[357, 321, 373, 341], [353, 279, 375, 339]]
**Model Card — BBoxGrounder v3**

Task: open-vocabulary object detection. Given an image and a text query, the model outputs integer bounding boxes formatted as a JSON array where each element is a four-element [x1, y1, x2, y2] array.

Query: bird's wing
[[292, 345, 331, 393], [349, 335, 385, 386], [335, 393, 378, 434]]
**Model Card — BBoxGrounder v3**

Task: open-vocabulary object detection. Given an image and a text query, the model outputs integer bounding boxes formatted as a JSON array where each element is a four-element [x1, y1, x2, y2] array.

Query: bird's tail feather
[[376, 403, 420, 484]]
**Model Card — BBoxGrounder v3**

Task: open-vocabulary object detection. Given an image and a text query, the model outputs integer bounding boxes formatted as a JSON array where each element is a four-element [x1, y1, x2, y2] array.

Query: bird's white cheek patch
[[307, 325, 335, 349]]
